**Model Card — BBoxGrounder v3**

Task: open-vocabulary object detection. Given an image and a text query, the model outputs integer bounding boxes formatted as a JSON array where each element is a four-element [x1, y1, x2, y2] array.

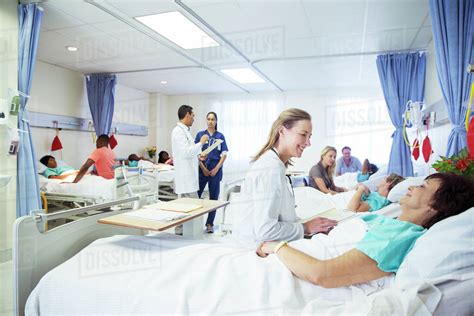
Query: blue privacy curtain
[[429, 0, 474, 156], [16, 4, 43, 217], [85, 74, 117, 136], [376, 52, 426, 177]]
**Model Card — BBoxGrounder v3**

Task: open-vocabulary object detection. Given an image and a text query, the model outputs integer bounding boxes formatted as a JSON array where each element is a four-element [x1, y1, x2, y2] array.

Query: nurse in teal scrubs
[[347, 173, 405, 213], [257, 173, 474, 288]]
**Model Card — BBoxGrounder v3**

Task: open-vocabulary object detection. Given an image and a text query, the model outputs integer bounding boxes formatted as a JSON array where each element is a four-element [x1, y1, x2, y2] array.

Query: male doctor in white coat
[[172, 105, 209, 197]]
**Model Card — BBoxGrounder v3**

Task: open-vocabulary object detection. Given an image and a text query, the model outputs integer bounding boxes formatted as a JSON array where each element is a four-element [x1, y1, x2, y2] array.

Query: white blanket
[[39, 174, 116, 201], [26, 220, 393, 315]]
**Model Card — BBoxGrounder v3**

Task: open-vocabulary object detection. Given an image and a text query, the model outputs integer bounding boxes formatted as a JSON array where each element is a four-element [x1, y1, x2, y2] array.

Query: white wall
[[0, 0, 18, 260], [29, 61, 151, 168]]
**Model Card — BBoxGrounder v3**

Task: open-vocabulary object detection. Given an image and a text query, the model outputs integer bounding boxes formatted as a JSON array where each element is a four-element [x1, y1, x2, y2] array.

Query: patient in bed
[[346, 173, 404, 212], [257, 173, 474, 288], [39, 155, 78, 180], [126, 154, 154, 167], [356, 159, 378, 182]]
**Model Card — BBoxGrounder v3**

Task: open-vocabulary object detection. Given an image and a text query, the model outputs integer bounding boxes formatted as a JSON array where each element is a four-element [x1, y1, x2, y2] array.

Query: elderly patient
[[39, 155, 78, 180], [257, 173, 474, 288], [347, 173, 405, 212]]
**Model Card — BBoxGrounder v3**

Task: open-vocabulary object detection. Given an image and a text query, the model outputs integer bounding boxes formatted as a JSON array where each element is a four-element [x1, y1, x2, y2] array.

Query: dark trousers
[[198, 168, 221, 226]]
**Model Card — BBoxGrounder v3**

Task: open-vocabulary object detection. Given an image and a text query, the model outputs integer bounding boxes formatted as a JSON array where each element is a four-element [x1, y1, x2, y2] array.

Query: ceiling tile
[[366, 0, 429, 31], [40, 2, 84, 31], [46, 0, 116, 24]]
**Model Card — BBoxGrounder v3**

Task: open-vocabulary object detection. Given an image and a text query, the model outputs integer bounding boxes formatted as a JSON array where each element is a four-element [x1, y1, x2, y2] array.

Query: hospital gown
[[356, 214, 426, 272]]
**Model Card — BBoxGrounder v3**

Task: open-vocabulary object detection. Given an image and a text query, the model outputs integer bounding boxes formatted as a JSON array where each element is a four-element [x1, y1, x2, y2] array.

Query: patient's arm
[[73, 159, 94, 183], [259, 243, 390, 288], [347, 185, 371, 212], [49, 171, 78, 180]]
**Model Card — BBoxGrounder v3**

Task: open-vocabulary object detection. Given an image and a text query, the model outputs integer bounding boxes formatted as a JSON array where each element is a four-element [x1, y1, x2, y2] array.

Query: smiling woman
[[233, 108, 338, 246], [258, 172, 474, 288]]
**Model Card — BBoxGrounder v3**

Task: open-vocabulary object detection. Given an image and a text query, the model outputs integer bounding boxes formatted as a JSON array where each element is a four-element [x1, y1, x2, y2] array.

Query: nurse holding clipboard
[[195, 112, 229, 233]]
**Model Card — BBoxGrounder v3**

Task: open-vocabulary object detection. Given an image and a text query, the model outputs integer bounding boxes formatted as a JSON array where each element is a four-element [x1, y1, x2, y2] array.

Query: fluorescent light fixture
[[66, 46, 78, 52], [160, 81, 168, 84], [135, 11, 219, 50], [220, 68, 265, 84]]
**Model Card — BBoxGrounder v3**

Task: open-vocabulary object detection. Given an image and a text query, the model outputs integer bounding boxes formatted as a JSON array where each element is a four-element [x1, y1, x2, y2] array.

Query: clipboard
[[201, 139, 223, 156]]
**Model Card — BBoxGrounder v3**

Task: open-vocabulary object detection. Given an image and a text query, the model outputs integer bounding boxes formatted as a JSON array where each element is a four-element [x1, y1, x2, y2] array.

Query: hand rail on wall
[[28, 111, 148, 136]]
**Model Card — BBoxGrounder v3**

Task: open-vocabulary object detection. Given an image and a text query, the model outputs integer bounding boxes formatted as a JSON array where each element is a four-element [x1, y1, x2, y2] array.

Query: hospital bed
[[126, 161, 177, 200], [14, 195, 474, 315], [38, 165, 158, 210]]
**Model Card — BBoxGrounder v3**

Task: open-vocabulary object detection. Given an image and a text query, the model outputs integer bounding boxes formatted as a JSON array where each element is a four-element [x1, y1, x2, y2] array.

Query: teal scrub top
[[356, 214, 426, 273], [361, 191, 391, 212], [43, 165, 74, 178]]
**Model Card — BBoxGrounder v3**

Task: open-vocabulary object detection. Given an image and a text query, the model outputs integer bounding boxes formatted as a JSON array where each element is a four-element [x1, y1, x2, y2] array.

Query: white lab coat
[[233, 150, 304, 246], [171, 122, 202, 194]]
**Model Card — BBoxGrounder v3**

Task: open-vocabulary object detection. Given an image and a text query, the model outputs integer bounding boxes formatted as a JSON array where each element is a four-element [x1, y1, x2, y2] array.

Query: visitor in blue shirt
[[195, 112, 229, 233], [257, 173, 474, 287], [347, 173, 405, 212], [336, 146, 362, 175]]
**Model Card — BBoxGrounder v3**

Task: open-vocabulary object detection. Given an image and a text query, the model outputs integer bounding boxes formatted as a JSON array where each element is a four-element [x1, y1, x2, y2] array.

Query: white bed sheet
[[39, 174, 116, 201], [26, 220, 394, 315]]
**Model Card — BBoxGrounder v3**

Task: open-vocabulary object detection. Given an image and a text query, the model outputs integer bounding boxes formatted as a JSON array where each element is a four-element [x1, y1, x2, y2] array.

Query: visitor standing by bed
[[171, 105, 209, 198], [336, 146, 362, 176], [73, 134, 116, 183], [233, 109, 337, 246], [309, 146, 347, 194], [195, 112, 228, 233]]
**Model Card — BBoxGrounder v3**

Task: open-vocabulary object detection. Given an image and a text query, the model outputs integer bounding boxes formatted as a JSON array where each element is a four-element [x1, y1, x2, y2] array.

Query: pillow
[[395, 207, 474, 288], [37, 162, 47, 175], [387, 176, 425, 203], [394, 207, 474, 314], [362, 174, 386, 191]]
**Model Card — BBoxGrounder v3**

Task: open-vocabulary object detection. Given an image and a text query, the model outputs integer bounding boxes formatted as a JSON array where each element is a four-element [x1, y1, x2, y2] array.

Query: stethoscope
[[270, 148, 296, 198]]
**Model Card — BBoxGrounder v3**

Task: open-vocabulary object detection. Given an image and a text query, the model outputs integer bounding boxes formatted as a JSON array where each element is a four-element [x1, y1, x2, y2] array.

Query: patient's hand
[[256, 241, 278, 257], [304, 217, 338, 235], [355, 184, 370, 195]]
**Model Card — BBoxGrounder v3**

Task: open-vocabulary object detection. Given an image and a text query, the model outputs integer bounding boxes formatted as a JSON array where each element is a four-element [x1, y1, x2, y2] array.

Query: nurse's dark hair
[[424, 173, 474, 228], [178, 105, 193, 120], [40, 155, 54, 166], [253, 108, 311, 165], [207, 111, 218, 130]]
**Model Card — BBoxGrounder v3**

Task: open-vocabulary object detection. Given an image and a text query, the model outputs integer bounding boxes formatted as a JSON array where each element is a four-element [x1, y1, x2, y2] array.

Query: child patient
[[356, 159, 379, 182], [40, 155, 78, 180], [347, 173, 405, 212]]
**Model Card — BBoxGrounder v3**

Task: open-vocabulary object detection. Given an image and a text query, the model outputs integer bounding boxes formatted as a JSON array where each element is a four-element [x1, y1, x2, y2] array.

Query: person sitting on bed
[[308, 146, 347, 194], [39, 155, 78, 180], [257, 172, 474, 288], [347, 173, 405, 213], [356, 159, 379, 182], [73, 134, 117, 183]]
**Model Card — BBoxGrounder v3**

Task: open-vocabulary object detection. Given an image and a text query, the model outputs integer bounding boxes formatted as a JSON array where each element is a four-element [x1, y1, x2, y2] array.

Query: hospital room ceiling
[[35, 0, 432, 95]]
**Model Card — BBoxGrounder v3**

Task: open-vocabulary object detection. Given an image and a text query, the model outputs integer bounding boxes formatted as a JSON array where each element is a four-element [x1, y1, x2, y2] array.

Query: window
[[326, 98, 393, 165]]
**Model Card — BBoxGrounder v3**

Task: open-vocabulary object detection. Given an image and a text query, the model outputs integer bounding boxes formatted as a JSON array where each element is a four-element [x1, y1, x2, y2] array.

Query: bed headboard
[[13, 210, 145, 316]]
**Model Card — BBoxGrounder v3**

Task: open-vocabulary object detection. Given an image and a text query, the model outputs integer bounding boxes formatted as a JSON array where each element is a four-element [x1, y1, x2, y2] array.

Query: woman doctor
[[233, 108, 337, 245], [195, 112, 228, 233]]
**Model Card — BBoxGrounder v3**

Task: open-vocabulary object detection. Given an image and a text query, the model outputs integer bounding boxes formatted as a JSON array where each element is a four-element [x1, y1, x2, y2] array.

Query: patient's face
[[47, 157, 57, 168], [400, 179, 440, 214]]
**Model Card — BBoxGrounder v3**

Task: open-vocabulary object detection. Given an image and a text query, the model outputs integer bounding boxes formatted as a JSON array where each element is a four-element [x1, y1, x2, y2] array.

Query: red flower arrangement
[[432, 148, 474, 178]]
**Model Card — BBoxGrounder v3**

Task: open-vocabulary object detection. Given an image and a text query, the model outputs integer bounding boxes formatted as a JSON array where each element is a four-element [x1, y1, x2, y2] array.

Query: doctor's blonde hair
[[320, 146, 337, 181], [253, 108, 311, 164]]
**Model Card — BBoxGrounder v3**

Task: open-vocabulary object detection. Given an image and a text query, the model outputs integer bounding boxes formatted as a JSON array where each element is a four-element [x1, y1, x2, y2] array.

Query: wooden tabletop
[[98, 198, 229, 231]]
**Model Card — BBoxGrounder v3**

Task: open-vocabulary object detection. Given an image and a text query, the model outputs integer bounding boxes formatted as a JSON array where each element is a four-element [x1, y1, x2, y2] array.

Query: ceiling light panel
[[135, 11, 219, 49]]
